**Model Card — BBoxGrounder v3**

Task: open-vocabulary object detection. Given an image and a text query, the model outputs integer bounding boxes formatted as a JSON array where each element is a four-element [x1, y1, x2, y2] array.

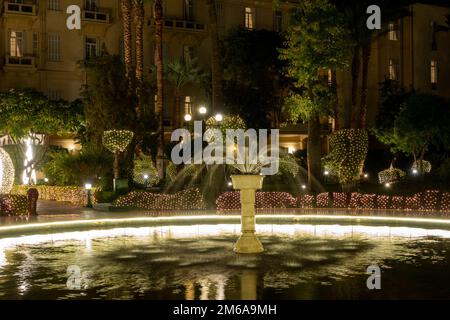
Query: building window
[[184, 96, 193, 115], [85, 37, 99, 59], [274, 10, 282, 32], [9, 31, 24, 57], [388, 22, 398, 41], [245, 7, 254, 30], [389, 59, 399, 80], [48, 33, 61, 61], [216, 2, 224, 26], [32, 32, 39, 56], [48, 0, 60, 11], [431, 60, 438, 89], [183, 0, 194, 21], [85, 0, 97, 11]]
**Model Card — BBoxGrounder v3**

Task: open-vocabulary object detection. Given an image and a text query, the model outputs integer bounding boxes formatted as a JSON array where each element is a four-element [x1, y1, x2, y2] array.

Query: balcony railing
[[3, 1, 37, 16], [82, 9, 110, 23], [162, 18, 206, 32], [5, 55, 35, 67]]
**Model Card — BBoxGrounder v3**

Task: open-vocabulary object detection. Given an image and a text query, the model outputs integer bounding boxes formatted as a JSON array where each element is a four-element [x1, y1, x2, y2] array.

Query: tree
[[0, 88, 82, 184], [280, 0, 350, 189], [222, 28, 290, 128], [206, 0, 224, 113], [335, 0, 413, 129], [154, 0, 165, 180], [121, 0, 134, 95], [165, 58, 202, 128], [373, 92, 450, 173], [133, 0, 145, 118]]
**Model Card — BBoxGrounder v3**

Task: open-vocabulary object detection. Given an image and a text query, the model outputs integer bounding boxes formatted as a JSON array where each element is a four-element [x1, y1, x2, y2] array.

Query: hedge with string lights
[[11, 185, 97, 206], [113, 188, 205, 210], [217, 191, 297, 211], [0, 194, 27, 215], [323, 129, 368, 185]]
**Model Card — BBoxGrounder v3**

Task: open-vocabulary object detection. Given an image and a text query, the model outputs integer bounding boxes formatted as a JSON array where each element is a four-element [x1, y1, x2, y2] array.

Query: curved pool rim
[[2, 213, 450, 237]]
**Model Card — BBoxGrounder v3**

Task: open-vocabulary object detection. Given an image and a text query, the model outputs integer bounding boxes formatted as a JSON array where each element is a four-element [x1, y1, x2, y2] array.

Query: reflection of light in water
[[16, 252, 35, 295], [0, 246, 5, 268], [215, 275, 227, 300], [1, 224, 450, 258], [199, 279, 210, 300]]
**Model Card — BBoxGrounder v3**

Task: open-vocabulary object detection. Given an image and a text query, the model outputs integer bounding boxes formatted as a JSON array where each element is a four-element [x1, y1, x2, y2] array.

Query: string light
[[114, 188, 206, 210], [216, 191, 296, 211], [102, 130, 134, 153], [0, 147, 14, 194], [411, 160, 432, 174], [378, 167, 406, 184], [0, 194, 27, 215], [11, 185, 96, 206]]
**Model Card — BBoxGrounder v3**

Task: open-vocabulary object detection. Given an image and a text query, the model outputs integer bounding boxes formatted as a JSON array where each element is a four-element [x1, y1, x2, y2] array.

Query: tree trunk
[[350, 46, 360, 129], [174, 91, 181, 129], [360, 43, 371, 130], [121, 0, 134, 95], [206, 0, 223, 113], [133, 0, 144, 119], [114, 150, 120, 179], [154, 0, 165, 180], [307, 115, 321, 190], [331, 69, 339, 131]]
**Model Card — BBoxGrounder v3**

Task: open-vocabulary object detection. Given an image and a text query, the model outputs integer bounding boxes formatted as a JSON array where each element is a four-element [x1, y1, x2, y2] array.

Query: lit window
[[388, 22, 398, 41], [184, 96, 193, 115], [48, 0, 60, 11], [9, 31, 23, 57], [389, 59, 399, 80], [85, 37, 99, 59], [431, 60, 438, 89], [245, 7, 254, 30], [274, 10, 282, 32]]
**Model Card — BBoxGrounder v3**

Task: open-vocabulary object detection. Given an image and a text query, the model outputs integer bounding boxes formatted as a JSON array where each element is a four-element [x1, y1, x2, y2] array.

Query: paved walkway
[[37, 200, 93, 215]]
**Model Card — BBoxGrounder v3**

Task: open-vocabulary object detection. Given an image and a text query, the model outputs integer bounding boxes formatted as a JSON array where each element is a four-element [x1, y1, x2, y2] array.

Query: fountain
[[231, 174, 264, 253]]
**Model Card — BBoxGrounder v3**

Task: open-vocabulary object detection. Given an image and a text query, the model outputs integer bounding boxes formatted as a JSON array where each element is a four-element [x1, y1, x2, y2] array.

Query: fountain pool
[[1, 215, 450, 299]]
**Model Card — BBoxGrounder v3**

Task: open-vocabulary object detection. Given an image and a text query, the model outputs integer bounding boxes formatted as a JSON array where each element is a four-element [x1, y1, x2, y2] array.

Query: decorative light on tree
[[102, 130, 134, 180], [22, 137, 36, 185], [0, 147, 15, 194]]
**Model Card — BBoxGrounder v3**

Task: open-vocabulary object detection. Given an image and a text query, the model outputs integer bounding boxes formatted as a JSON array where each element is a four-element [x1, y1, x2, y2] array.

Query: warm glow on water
[[1, 222, 450, 299]]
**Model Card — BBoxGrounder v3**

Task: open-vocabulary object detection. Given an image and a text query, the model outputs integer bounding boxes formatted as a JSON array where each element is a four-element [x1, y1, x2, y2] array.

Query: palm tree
[[133, 0, 145, 119], [121, 0, 134, 95], [154, 0, 165, 180], [206, 0, 224, 113], [166, 59, 201, 128]]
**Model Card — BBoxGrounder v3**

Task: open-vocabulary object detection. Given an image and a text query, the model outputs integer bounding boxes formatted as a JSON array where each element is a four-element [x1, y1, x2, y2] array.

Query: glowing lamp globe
[[0, 148, 15, 194]]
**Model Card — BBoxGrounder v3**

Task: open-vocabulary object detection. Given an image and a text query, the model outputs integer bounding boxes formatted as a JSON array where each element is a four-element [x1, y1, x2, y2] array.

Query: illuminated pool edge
[[1, 214, 450, 237]]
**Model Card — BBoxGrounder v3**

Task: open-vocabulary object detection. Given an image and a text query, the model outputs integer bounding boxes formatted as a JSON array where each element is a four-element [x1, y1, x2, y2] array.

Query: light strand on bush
[[102, 130, 134, 153]]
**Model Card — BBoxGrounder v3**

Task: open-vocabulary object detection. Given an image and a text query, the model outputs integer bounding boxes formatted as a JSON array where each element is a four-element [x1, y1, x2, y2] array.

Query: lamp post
[[143, 174, 149, 189], [85, 183, 93, 208]]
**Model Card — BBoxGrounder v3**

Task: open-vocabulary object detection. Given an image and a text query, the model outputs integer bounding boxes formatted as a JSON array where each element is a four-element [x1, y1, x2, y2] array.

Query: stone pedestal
[[231, 175, 264, 254]]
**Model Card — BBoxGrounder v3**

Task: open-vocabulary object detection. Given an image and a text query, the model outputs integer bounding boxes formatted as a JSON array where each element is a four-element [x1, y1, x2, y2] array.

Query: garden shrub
[[441, 193, 450, 212], [417, 190, 440, 211], [360, 194, 376, 209], [376, 195, 390, 209], [349, 192, 362, 208], [323, 129, 369, 185], [390, 196, 404, 210], [297, 194, 314, 208], [0, 194, 27, 215], [216, 191, 297, 211], [315, 192, 330, 208], [378, 167, 406, 184], [332, 192, 348, 208], [113, 188, 206, 210], [11, 185, 95, 206]]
